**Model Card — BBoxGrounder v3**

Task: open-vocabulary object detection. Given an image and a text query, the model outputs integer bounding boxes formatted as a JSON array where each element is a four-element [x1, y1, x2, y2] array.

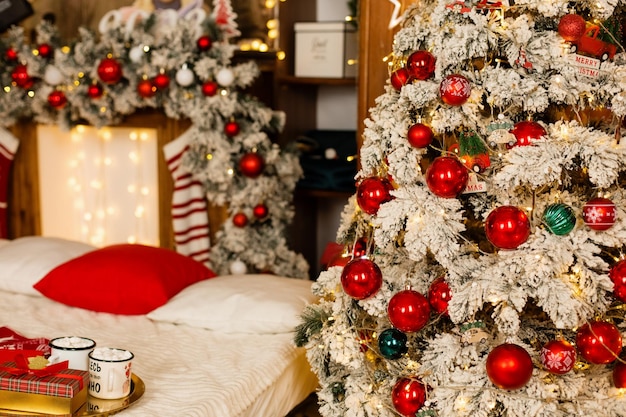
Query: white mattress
[[0, 291, 318, 417]]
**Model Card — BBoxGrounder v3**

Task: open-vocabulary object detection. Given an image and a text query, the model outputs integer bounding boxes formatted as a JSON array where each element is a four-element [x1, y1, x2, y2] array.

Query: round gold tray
[[0, 374, 145, 417]]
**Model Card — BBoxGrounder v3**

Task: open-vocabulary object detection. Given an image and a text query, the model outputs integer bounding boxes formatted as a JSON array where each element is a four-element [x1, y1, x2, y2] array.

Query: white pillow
[[0, 236, 95, 296], [147, 274, 317, 334]]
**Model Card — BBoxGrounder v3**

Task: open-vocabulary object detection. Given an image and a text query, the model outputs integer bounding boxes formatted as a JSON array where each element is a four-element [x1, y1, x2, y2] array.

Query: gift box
[[294, 22, 358, 78], [0, 353, 88, 415]]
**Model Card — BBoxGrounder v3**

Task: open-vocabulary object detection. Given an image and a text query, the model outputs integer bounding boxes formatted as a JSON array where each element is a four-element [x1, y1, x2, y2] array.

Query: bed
[[0, 237, 319, 417]]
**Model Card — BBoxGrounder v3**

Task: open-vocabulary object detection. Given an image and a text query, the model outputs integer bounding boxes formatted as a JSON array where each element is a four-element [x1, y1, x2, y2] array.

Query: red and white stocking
[[0, 128, 19, 239], [163, 128, 211, 265]]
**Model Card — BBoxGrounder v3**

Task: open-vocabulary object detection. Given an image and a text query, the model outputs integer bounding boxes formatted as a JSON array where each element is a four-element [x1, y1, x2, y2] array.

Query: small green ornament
[[378, 328, 408, 359], [543, 203, 576, 235]]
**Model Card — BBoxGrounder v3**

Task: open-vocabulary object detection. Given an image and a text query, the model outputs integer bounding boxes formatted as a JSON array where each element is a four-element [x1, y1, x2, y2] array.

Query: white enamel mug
[[88, 347, 134, 399], [49, 336, 96, 371]]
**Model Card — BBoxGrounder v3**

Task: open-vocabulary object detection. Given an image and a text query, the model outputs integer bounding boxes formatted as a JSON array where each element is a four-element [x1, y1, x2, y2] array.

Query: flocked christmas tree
[[297, 0, 626, 415], [0, 0, 308, 278]]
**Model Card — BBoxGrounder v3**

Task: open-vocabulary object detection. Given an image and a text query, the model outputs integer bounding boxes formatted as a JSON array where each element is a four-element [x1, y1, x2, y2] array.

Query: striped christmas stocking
[[163, 128, 211, 265], [0, 128, 19, 239]]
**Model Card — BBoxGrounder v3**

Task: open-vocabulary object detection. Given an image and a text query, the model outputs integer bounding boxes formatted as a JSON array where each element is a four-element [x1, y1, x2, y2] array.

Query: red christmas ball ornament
[[540, 340, 576, 375], [11, 64, 33, 88], [439, 74, 471, 106], [232, 213, 248, 228], [253, 203, 269, 219], [558, 14, 587, 42], [425, 156, 469, 198], [137, 79, 156, 98], [97, 57, 123, 85], [87, 83, 104, 99], [485, 206, 531, 250], [5, 47, 18, 61], [356, 177, 394, 215], [47, 90, 67, 109], [407, 123, 434, 148], [428, 276, 452, 316], [576, 320, 622, 364], [340, 258, 383, 300], [613, 359, 626, 388], [239, 153, 265, 178], [37, 43, 53, 59], [202, 80, 219, 96], [196, 35, 213, 51], [391, 378, 427, 416], [390, 67, 412, 91], [388, 289, 431, 333], [583, 197, 617, 231], [153, 72, 170, 90], [224, 120, 240, 137], [510, 121, 546, 147], [406, 50, 436, 81], [609, 260, 626, 303], [486, 343, 533, 390]]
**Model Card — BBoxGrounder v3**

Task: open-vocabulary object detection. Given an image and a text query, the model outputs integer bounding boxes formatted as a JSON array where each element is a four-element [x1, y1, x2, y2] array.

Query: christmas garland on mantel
[[0, 4, 309, 279]]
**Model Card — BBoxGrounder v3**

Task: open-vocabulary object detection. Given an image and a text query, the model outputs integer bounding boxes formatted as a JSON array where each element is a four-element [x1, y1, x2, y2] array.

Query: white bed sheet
[[0, 291, 318, 417]]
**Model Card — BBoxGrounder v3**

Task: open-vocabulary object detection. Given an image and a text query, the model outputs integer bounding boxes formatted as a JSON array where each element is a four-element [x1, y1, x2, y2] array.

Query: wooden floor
[[287, 393, 322, 417]]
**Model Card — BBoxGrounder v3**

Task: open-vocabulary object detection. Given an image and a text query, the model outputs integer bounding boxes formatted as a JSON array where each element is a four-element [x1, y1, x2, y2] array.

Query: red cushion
[[34, 244, 216, 315]]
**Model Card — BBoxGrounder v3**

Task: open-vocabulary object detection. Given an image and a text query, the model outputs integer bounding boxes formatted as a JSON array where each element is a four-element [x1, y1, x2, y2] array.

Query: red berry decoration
[[38, 43, 53, 59], [153, 73, 170, 90], [239, 153, 265, 178], [11, 64, 33, 88], [202, 80, 219, 96], [340, 258, 383, 300], [391, 378, 427, 416], [232, 212, 248, 228], [407, 123, 434, 148], [388, 289, 431, 333], [406, 50, 436, 81], [486, 343, 533, 390], [609, 260, 626, 303], [87, 83, 104, 99], [137, 79, 156, 98], [425, 156, 469, 198], [97, 57, 123, 85], [428, 276, 452, 316], [253, 203, 269, 219], [5, 47, 18, 61], [540, 340, 576, 375], [583, 197, 617, 231], [576, 320, 622, 364], [558, 14, 587, 42], [47, 90, 67, 109], [439, 74, 471, 106], [390, 67, 412, 91], [613, 359, 626, 388], [224, 120, 240, 137], [356, 177, 394, 215], [510, 121, 546, 147], [197, 35, 213, 51], [485, 205, 531, 250]]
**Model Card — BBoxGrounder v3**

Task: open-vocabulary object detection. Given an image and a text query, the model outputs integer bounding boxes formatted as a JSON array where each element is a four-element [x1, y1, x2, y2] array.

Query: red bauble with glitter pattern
[[558, 14, 587, 42], [576, 320, 622, 364], [583, 197, 617, 231], [485, 205, 531, 250], [439, 74, 471, 106], [425, 156, 469, 198], [486, 343, 533, 390], [388, 289, 431, 333], [340, 258, 383, 300], [356, 177, 394, 215]]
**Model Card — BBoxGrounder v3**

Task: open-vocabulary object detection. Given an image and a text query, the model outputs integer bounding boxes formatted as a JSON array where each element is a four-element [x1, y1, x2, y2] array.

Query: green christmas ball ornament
[[542, 203, 576, 235], [378, 328, 408, 359]]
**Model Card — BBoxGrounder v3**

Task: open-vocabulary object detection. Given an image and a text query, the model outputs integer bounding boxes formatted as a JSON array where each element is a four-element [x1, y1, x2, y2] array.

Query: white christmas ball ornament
[[175, 66, 195, 87], [44, 65, 64, 85], [216, 68, 235, 87], [229, 260, 248, 275], [129, 45, 145, 63]]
